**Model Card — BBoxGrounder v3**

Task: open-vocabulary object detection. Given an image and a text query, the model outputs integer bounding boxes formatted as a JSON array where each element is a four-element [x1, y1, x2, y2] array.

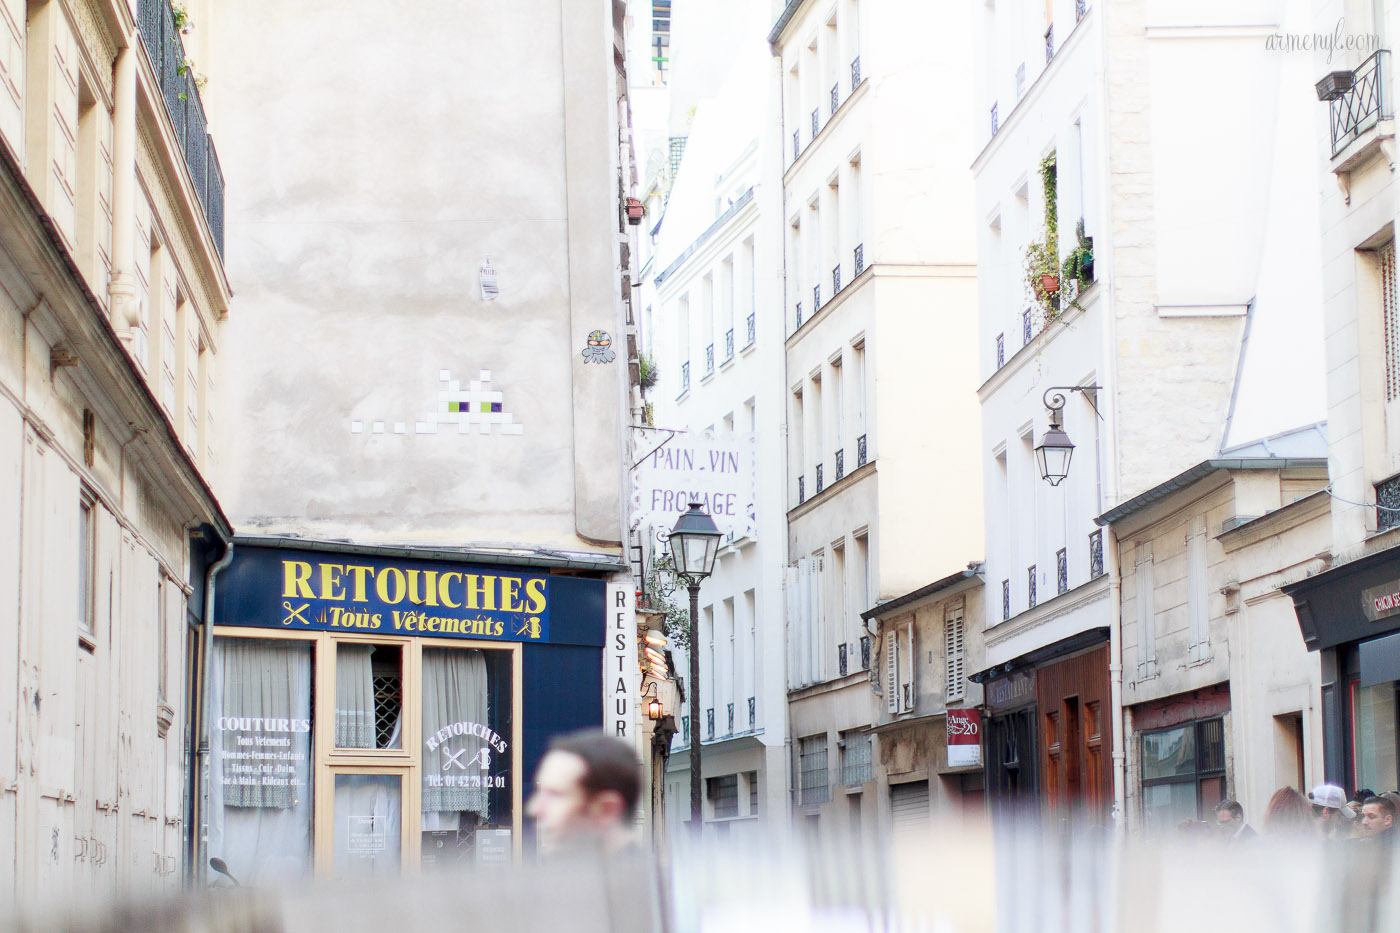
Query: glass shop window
[[1350, 679, 1399, 794], [419, 647, 514, 869], [207, 637, 315, 885], [336, 643, 403, 750], [1140, 717, 1225, 837]]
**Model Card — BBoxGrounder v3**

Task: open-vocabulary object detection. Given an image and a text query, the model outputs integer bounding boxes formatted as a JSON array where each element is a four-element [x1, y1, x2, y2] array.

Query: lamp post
[[667, 501, 722, 831], [1034, 386, 1100, 485]]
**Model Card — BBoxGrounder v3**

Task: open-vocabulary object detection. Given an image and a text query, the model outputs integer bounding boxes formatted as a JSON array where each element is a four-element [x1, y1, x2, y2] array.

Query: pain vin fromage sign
[[267, 558, 551, 642]]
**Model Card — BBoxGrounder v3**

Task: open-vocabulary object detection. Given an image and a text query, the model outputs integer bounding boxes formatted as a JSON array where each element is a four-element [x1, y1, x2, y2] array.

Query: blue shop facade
[[199, 541, 609, 882]]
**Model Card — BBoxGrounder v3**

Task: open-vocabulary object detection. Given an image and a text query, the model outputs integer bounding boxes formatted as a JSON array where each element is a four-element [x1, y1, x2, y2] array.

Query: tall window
[[840, 730, 872, 785], [707, 774, 738, 818], [1140, 717, 1226, 835], [1135, 542, 1157, 679], [799, 734, 830, 806], [1186, 516, 1210, 662], [78, 490, 96, 641]]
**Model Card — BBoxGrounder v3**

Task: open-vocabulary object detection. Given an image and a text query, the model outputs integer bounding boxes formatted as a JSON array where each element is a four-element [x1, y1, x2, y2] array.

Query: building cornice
[[786, 460, 875, 521], [982, 574, 1110, 652], [654, 187, 757, 288], [782, 77, 870, 187], [976, 286, 1098, 400]]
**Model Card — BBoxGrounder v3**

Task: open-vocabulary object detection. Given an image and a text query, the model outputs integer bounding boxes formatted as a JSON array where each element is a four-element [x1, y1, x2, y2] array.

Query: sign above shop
[[216, 547, 609, 647], [946, 709, 982, 767], [631, 432, 756, 540], [985, 669, 1036, 711], [1362, 578, 1400, 624]]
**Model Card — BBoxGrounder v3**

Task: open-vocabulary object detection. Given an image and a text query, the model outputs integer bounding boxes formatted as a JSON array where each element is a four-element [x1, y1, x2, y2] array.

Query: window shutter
[[944, 606, 965, 702], [1135, 542, 1156, 679], [1383, 241, 1399, 400], [885, 630, 898, 713], [1187, 516, 1209, 662]]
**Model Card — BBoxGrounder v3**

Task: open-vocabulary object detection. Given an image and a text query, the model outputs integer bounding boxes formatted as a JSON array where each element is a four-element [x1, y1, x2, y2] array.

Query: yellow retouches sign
[[276, 559, 549, 640]]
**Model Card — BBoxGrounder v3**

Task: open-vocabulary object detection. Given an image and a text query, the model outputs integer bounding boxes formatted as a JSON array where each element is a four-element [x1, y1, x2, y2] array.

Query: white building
[[1282, 0, 1400, 801], [973, 0, 1326, 826], [639, 8, 792, 836], [772, 0, 984, 834]]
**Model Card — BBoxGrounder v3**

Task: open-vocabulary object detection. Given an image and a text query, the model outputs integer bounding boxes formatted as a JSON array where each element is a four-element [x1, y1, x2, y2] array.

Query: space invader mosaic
[[349, 369, 524, 437]]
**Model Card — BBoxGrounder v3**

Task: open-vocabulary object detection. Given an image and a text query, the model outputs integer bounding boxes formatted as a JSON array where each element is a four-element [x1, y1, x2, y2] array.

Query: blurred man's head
[[526, 730, 640, 856], [1308, 783, 1354, 834], [1359, 796, 1396, 838], [1214, 800, 1244, 833]]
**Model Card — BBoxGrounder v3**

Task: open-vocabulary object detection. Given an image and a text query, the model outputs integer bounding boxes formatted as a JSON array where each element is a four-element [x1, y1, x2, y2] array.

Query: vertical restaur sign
[[605, 583, 638, 752]]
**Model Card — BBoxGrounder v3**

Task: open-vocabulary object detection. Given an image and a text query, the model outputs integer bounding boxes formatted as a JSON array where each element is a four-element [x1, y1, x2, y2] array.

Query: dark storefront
[[198, 542, 609, 882], [1286, 546, 1400, 796], [972, 629, 1113, 826]]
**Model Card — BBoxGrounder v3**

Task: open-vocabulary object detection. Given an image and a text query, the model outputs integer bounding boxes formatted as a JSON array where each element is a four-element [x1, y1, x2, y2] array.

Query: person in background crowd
[[1358, 795, 1396, 843], [1213, 799, 1256, 843], [1309, 784, 1357, 839], [526, 729, 642, 857], [1263, 787, 1312, 837]]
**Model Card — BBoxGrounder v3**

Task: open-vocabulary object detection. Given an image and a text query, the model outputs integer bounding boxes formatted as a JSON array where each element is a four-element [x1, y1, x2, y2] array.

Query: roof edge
[[1096, 457, 1328, 527], [861, 564, 984, 620], [231, 534, 629, 574]]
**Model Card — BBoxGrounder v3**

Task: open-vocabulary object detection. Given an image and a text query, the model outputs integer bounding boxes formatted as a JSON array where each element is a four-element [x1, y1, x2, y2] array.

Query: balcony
[[797, 475, 806, 505], [859, 635, 871, 670], [1057, 547, 1068, 595], [832, 263, 841, 294], [834, 448, 844, 481], [137, 0, 225, 257], [856, 433, 867, 467], [1076, 0, 1088, 23], [813, 283, 821, 309], [853, 243, 864, 275], [1028, 565, 1037, 609], [851, 56, 861, 88], [1023, 308, 1033, 345], [1325, 50, 1392, 160], [705, 343, 714, 375], [706, 708, 715, 740], [795, 300, 803, 328], [1045, 24, 1055, 63], [996, 332, 1005, 368], [811, 108, 819, 142], [680, 360, 690, 395], [724, 328, 734, 360], [1002, 579, 1010, 622], [1089, 529, 1104, 578], [838, 643, 848, 676], [748, 696, 755, 728], [793, 129, 800, 162], [831, 83, 839, 117], [727, 702, 734, 735], [990, 102, 999, 136], [746, 312, 756, 347], [815, 463, 824, 494]]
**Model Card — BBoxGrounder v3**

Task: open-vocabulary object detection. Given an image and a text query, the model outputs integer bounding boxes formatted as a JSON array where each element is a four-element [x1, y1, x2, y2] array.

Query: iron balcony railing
[[137, 0, 225, 257], [797, 475, 805, 505], [1089, 529, 1104, 578], [727, 702, 734, 735], [747, 696, 755, 728], [705, 343, 714, 374], [793, 129, 800, 162], [1330, 50, 1392, 156], [996, 332, 1005, 368], [990, 102, 999, 135], [680, 360, 690, 394], [851, 56, 861, 88], [853, 243, 864, 275], [1002, 579, 1010, 621], [834, 449, 844, 481], [1045, 24, 1055, 63], [724, 328, 734, 360], [815, 463, 824, 494], [746, 312, 756, 346], [1057, 547, 1068, 595], [1028, 565, 1038, 609], [795, 300, 803, 328], [838, 643, 848, 676], [1076, 0, 1088, 23], [859, 635, 871, 670], [1023, 308, 1034, 344], [811, 108, 819, 141], [856, 433, 867, 467], [813, 283, 821, 309], [833, 263, 841, 294], [831, 83, 839, 116]]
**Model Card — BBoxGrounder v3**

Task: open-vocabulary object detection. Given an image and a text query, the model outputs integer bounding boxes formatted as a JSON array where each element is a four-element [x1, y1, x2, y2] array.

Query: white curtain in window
[[336, 644, 374, 748], [207, 638, 313, 886], [421, 648, 490, 820]]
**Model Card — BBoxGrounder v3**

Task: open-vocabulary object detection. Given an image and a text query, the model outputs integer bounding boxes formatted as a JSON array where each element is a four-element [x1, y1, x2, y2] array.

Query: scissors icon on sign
[[282, 602, 310, 626]]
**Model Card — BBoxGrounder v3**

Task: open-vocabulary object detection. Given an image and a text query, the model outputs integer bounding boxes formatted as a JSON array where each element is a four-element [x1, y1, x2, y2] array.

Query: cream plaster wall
[[213, 0, 628, 551]]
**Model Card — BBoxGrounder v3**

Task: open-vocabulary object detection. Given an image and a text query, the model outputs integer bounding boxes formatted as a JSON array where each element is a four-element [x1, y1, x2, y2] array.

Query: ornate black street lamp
[[1035, 386, 1099, 486], [667, 502, 722, 830]]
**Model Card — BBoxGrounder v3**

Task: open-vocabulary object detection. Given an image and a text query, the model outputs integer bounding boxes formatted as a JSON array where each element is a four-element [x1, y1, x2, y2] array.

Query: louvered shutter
[[885, 630, 898, 713], [944, 606, 965, 702]]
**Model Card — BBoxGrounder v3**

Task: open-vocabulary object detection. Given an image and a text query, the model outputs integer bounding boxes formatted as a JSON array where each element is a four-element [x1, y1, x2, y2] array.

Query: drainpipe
[[194, 536, 233, 884], [1105, 525, 1126, 831]]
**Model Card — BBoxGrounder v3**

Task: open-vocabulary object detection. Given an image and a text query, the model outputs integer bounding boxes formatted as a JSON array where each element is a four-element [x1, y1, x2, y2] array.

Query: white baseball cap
[[1309, 783, 1357, 818]]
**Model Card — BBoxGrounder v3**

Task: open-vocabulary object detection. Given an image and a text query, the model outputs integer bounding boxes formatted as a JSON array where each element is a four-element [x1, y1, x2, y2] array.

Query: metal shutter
[[890, 781, 930, 838]]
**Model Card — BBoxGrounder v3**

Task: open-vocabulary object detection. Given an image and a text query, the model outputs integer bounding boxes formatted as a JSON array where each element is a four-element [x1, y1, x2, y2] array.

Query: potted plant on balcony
[[1060, 218, 1094, 291], [1023, 153, 1063, 320], [637, 351, 659, 391]]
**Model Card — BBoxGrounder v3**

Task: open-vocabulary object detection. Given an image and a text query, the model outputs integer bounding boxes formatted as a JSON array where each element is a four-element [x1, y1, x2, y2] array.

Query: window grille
[[799, 735, 831, 805], [835, 449, 845, 481], [854, 243, 864, 275], [838, 642, 848, 676], [996, 333, 1005, 368], [1089, 529, 1104, 578], [1028, 565, 1037, 609], [1002, 579, 1010, 621], [725, 329, 734, 360], [859, 635, 871, 670], [746, 313, 756, 346], [1383, 242, 1399, 400], [857, 434, 867, 467], [841, 732, 873, 785], [373, 673, 402, 748], [831, 83, 839, 116], [727, 702, 734, 735], [798, 475, 806, 505], [706, 707, 715, 740], [748, 696, 755, 728], [814, 283, 821, 309], [1057, 547, 1068, 595], [705, 344, 714, 374], [1023, 307, 1033, 344], [991, 102, 999, 135], [833, 263, 841, 294], [851, 56, 861, 87], [1377, 474, 1400, 532], [793, 130, 800, 162], [796, 301, 803, 328], [816, 463, 824, 494], [811, 108, 819, 140]]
